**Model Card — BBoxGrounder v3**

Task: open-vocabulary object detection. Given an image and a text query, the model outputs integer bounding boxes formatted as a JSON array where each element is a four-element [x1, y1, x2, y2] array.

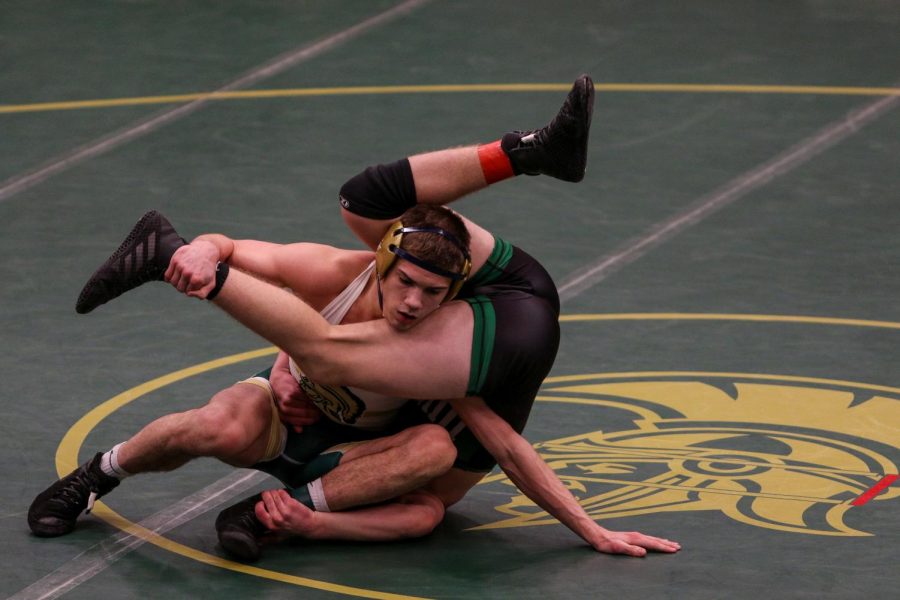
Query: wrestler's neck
[[342, 272, 383, 324]]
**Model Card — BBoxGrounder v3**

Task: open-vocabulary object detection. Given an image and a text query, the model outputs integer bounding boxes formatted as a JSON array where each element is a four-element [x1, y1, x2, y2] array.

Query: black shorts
[[408, 238, 561, 472]]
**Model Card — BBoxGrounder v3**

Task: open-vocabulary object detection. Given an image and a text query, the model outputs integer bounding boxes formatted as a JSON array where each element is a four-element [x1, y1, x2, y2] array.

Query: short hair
[[395, 205, 471, 276]]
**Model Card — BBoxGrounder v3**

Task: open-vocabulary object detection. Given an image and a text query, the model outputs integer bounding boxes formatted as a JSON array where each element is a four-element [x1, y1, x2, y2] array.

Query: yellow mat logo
[[478, 373, 900, 536]]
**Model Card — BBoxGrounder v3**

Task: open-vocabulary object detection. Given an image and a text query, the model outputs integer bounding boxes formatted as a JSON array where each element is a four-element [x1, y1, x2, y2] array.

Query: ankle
[[292, 478, 331, 512], [99, 443, 132, 480], [477, 140, 516, 183]]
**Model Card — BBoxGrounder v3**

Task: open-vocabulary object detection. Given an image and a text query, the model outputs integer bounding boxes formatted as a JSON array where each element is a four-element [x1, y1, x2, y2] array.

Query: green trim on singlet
[[464, 295, 496, 396], [466, 236, 513, 288]]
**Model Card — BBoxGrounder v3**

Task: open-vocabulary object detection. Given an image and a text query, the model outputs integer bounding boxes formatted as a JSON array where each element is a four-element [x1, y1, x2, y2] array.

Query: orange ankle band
[[477, 140, 515, 184]]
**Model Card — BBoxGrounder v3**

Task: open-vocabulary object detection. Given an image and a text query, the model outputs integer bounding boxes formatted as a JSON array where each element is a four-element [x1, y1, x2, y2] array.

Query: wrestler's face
[[381, 259, 453, 331]]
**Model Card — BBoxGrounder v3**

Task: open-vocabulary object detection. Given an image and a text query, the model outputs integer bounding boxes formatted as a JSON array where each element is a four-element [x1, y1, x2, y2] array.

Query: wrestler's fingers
[[628, 533, 681, 552], [172, 272, 189, 293], [186, 280, 216, 299], [164, 246, 189, 283], [261, 490, 283, 517], [620, 542, 648, 557], [254, 498, 275, 529], [173, 267, 196, 293], [263, 490, 292, 530], [268, 489, 292, 512], [645, 537, 681, 552]]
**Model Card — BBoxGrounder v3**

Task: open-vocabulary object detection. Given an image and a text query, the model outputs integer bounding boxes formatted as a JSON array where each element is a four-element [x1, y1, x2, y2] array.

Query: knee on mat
[[398, 492, 446, 538]]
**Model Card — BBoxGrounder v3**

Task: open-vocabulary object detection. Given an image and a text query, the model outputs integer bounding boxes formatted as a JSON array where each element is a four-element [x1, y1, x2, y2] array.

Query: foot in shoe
[[504, 74, 595, 182], [76, 210, 187, 314], [216, 493, 268, 562], [28, 453, 120, 537]]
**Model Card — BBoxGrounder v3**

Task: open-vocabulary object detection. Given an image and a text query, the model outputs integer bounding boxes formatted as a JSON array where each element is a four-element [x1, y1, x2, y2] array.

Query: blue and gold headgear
[[375, 221, 472, 302]]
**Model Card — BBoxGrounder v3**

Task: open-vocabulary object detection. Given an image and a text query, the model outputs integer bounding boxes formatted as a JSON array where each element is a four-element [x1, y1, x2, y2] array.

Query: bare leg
[[117, 382, 275, 473], [27, 382, 276, 538], [408, 146, 487, 204], [421, 467, 487, 507], [215, 426, 459, 560], [341, 146, 498, 262], [315, 424, 457, 511], [208, 267, 473, 400], [258, 488, 446, 541], [257, 466, 487, 541], [340, 76, 594, 252]]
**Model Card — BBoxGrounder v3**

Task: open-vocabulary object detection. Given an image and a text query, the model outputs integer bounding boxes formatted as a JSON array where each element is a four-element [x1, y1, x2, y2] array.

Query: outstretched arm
[[449, 397, 681, 556], [176, 234, 371, 309]]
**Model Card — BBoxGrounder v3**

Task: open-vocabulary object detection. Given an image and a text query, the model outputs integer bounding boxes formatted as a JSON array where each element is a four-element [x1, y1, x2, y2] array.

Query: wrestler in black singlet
[[341, 159, 561, 472]]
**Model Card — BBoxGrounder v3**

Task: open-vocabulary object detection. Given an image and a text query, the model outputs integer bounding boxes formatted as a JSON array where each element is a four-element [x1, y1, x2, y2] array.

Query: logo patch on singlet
[[297, 374, 366, 425]]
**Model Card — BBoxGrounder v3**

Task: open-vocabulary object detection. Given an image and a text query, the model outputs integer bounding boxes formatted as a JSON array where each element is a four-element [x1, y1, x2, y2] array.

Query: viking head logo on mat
[[477, 374, 900, 536]]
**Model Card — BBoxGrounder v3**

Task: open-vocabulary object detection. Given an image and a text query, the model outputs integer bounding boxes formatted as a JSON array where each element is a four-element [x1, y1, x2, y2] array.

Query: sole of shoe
[[28, 517, 74, 538], [218, 527, 262, 562]]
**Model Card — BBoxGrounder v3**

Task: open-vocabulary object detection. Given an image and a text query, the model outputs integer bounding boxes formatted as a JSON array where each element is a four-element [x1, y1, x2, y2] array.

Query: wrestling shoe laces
[[503, 74, 595, 182], [28, 453, 120, 537], [75, 210, 187, 314], [216, 493, 268, 562]]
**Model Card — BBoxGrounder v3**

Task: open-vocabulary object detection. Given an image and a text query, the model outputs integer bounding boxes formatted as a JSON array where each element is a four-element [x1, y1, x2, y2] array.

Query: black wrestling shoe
[[75, 210, 187, 314], [216, 493, 268, 562], [503, 74, 595, 182], [28, 453, 120, 537]]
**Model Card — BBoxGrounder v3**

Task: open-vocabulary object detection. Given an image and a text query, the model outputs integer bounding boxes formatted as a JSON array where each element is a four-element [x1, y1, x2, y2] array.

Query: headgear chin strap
[[375, 221, 472, 302]]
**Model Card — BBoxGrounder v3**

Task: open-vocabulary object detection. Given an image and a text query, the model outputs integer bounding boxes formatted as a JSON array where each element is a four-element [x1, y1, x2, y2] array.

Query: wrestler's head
[[376, 205, 471, 330]]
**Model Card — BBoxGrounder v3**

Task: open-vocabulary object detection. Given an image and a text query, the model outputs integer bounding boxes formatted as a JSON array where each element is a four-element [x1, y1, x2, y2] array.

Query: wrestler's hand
[[270, 354, 322, 433], [591, 529, 681, 556], [164, 240, 220, 298], [255, 489, 318, 537]]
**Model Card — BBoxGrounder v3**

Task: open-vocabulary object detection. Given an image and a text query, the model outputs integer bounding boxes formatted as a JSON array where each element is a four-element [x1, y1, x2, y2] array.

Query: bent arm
[[173, 234, 372, 308], [449, 397, 681, 556]]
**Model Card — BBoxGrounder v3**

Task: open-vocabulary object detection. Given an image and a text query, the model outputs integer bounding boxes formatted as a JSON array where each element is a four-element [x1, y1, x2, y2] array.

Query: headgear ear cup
[[445, 252, 471, 301], [375, 221, 405, 279]]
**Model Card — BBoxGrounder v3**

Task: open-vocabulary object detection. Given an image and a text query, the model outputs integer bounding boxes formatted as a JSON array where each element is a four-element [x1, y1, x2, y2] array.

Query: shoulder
[[278, 243, 372, 277], [275, 243, 374, 304]]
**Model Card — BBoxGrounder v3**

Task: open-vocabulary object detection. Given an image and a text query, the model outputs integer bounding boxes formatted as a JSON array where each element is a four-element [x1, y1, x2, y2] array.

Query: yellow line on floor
[[3, 83, 900, 114], [559, 312, 900, 330]]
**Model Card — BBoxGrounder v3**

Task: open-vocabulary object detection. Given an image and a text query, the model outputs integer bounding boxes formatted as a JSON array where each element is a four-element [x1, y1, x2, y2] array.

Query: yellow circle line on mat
[[541, 371, 900, 395], [558, 312, 900, 330], [55, 345, 425, 600], [4, 83, 900, 114], [54, 313, 899, 596]]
